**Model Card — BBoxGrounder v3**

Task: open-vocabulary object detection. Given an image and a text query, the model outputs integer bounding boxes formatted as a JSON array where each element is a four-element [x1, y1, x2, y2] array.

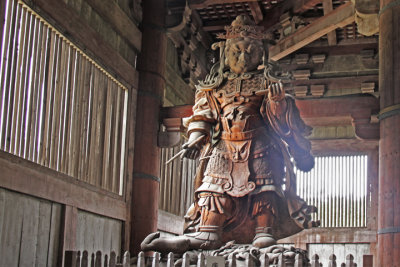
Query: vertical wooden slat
[[69, 55, 84, 177], [102, 79, 113, 190], [117, 90, 128, 194], [0, 0, 18, 150], [8, 3, 23, 153], [110, 85, 120, 193], [77, 58, 91, 181], [17, 9, 34, 157], [40, 30, 57, 166]]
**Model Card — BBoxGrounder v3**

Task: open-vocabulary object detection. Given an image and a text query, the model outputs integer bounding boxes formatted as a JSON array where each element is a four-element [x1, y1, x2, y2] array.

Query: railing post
[[278, 253, 286, 267], [122, 251, 130, 267], [260, 253, 270, 267], [109, 251, 117, 267], [328, 254, 337, 267], [95, 251, 102, 267], [246, 253, 256, 267], [82, 251, 89, 267], [197, 252, 206, 267], [138, 252, 146, 267], [65, 251, 78, 267], [294, 253, 303, 267], [152, 252, 161, 267], [346, 254, 355, 267], [182, 253, 190, 267], [311, 254, 320, 267], [167, 252, 175, 267]]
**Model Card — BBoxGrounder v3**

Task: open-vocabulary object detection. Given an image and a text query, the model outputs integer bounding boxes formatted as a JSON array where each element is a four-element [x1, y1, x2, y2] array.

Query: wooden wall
[[0, 0, 142, 263], [75, 210, 122, 259], [0, 188, 61, 267]]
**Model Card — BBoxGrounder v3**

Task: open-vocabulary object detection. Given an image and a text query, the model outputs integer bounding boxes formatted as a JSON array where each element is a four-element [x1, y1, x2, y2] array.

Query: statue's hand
[[268, 82, 285, 102], [180, 132, 205, 160]]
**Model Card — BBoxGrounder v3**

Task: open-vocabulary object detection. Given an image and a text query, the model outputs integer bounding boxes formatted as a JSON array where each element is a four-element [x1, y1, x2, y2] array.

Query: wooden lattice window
[[0, 0, 128, 195]]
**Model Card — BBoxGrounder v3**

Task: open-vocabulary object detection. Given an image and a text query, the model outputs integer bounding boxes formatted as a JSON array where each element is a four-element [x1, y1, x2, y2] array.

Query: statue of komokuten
[[141, 15, 319, 256]]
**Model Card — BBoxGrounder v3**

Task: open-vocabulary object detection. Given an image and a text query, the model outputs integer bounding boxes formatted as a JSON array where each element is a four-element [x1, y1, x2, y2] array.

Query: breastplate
[[213, 73, 266, 133]]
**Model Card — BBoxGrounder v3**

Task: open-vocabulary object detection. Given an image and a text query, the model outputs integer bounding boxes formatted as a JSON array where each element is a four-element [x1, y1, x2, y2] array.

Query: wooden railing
[[0, 0, 128, 194], [134, 251, 364, 267], [64, 251, 130, 267]]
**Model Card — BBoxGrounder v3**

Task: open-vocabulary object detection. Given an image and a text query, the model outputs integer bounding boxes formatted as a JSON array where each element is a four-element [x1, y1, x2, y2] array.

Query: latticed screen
[[295, 155, 368, 227], [0, 0, 128, 195]]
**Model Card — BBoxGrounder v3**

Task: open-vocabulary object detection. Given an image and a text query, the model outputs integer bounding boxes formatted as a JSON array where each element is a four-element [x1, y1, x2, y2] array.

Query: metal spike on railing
[[345, 254, 355, 267], [122, 251, 130, 267], [197, 252, 206, 267], [152, 252, 160, 267], [137, 252, 146, 267], [310, 254, 320, 267], [294, 253, 303, 267], [167, 252, 175, 267], [259, 253, 270, 267], [328, 254, 337, 267], [228, 252, 237, 267]]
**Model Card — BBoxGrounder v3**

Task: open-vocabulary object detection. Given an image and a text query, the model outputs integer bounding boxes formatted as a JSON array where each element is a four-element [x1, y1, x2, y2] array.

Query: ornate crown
[[216, 15, 268, 40]]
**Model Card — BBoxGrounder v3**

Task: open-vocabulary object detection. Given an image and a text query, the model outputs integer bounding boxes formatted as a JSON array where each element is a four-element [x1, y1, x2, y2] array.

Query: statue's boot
[[252, 227, 276, 248]]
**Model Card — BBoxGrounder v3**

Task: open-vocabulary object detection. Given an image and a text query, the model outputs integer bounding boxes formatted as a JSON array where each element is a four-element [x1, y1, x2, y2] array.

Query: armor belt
[[221, 127, 267, 141]]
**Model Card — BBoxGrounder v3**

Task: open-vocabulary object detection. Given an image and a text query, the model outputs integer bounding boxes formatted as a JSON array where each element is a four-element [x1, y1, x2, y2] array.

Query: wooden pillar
[[378, 0, 400, 266], [130, 0, 166, 255]]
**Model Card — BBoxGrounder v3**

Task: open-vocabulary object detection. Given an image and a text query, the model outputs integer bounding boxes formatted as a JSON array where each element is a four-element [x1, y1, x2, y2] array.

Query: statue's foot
[[252, 227, 277, 248], [140, 232, 190, 254]]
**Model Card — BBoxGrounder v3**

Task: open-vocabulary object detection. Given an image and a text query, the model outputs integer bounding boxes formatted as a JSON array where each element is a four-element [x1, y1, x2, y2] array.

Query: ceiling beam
[[248, 1, 264, 24], [293, 0, 323, 13], [322, 0, 337, 46], [269, 2, 355, 61], [189, 0, 258, 9]]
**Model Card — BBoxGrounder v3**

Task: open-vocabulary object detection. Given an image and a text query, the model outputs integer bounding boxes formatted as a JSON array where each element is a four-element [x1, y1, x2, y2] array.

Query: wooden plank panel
[[35, 200, 53, 267], [102, 79, 113, 190], [0, 150, 127, 220], [0, 189, 24, 266], [48, 203, 62, 267], [19, 195, 40, 266]]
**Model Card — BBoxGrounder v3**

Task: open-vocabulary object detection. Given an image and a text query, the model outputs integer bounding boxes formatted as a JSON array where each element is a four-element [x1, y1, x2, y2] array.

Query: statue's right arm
[[181, 89, 216, 159]]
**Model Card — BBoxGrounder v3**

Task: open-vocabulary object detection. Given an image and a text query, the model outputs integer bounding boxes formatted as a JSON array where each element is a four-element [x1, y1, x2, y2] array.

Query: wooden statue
[[141, 15, 319, 254]]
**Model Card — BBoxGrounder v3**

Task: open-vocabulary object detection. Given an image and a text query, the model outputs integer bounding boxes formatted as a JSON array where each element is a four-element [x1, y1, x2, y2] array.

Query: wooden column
[[130, 0, 166, 255], [378, 0, 400, 266]]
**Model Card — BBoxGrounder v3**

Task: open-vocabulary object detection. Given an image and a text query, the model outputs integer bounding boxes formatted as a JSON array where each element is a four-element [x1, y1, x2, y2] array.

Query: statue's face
[[225, 38, 263, 74]]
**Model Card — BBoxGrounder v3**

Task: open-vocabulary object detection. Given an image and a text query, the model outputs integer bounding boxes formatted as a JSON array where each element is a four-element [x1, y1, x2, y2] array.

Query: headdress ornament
[[216, 15, 268, 39]]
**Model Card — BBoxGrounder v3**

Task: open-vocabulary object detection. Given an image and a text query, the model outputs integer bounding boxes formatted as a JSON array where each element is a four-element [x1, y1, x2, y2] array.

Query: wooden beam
[[189, 0, 258, 9], [293, 0, 323, 14], [84, 0, 141, 52], [322, 0, 337, 45], [0, 150, 127, 221], [269, 2, 355, 61], [248, 2, 263, 24], [27, 0, 139, 89]]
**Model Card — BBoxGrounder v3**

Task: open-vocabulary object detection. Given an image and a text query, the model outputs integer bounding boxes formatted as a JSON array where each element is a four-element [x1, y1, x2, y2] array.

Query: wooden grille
[[159, 140, 197, 216], [0, 0, 128, 195], [296, 155, 368, 227]]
